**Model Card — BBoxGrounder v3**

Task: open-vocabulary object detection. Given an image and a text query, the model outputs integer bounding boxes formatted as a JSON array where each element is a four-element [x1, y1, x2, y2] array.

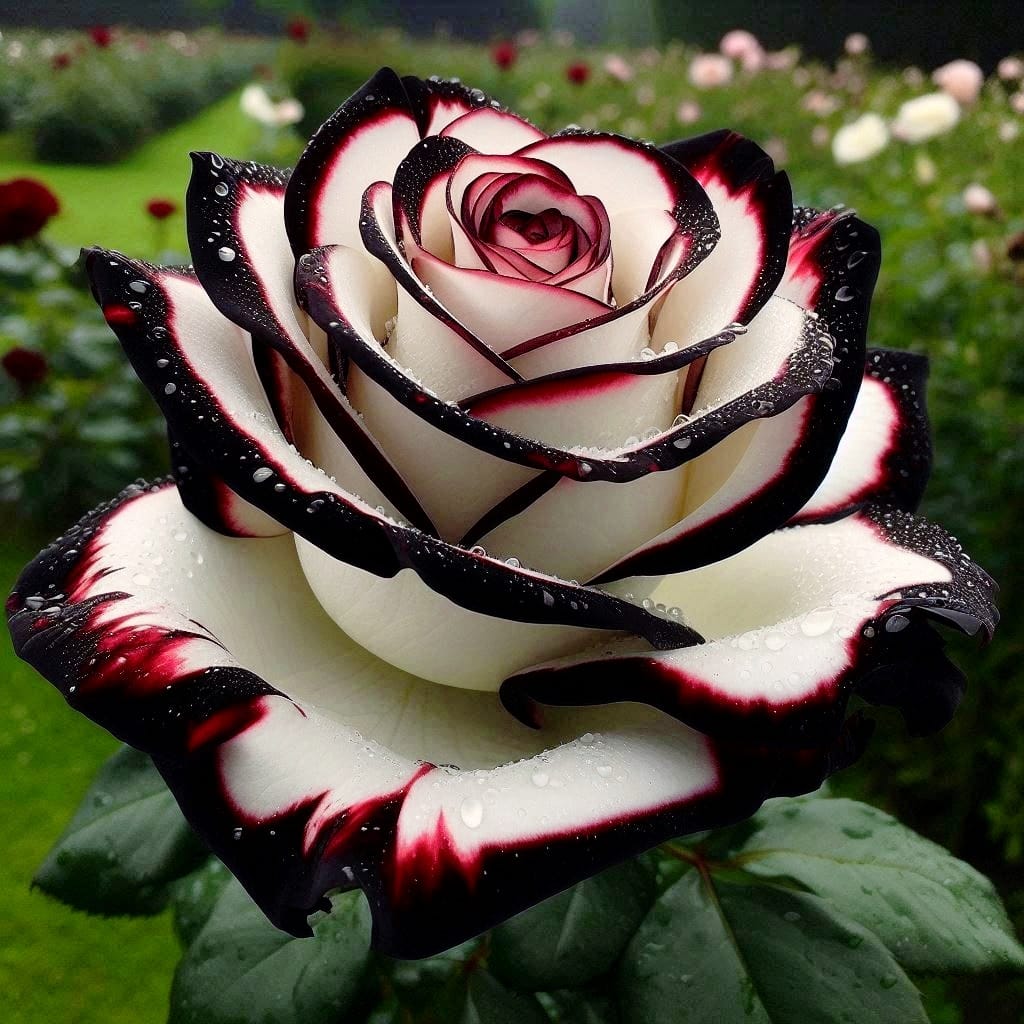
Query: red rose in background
[[89, 26, 113, 48], [146, 198, 178, 221], [566, 61, 591, 85], [0, 178, 60, 244], [285, 16, 310, 44], [52, 52, 72, 71], [492, 40, 517, 71], [2, 348, 49, 391]]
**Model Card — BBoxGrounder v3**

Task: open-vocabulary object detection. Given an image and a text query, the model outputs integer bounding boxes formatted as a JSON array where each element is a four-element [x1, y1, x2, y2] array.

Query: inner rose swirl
[[7, 69, 997, 958]]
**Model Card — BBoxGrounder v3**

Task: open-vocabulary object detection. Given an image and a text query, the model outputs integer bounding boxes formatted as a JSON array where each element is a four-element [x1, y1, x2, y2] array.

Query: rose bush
[[7, 68, 998, 959]]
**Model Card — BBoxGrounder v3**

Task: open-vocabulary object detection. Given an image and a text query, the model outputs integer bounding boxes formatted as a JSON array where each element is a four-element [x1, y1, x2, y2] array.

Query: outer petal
[[592, 211, 879, 582], [8, 480, 865, 958], [505, 506, 997, 742], [85, 252, 696, 666], [792, 348, 931, 523], [655, 130, 793, 348], [184, 153, 435, 534]]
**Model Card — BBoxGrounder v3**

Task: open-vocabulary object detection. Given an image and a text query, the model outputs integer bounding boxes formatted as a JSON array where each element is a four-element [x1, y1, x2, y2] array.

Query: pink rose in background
[[932, 59, 984, 104], [689, 53, 733, 89]]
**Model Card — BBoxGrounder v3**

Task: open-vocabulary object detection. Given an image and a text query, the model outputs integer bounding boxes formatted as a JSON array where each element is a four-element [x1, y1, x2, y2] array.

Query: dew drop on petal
[[459, 797, 484, 829], [217, 246, 236, 262]]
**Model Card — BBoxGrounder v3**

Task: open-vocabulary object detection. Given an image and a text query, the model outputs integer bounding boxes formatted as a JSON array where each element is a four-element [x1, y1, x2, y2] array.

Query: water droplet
[[232, 826, 243, 840], [214, 182, 229, 197], [884, 614, 910, 633], [217, 246, 236, 262], [579, 732, 595, 745], [542, 590, 555, 608], [764, 632, 788, 651], [252, 467, 274, 483], [209, 153, 224, 169], [505, 556, 521, 568], [129, 279, 149, 294], [835, 285, 856, 302], [672, 436, 692, 450], [783, 910, 801, 922], [879, 974, 898, 990], [531, 770, 549, 787], [639, 347, 657, 360], [842, 825, 873, 840], [799, 609, 836, 637], [156, 358, 169, 368], [459, 797, 484, 829], [596, 764, 613, 778], [164, 382, 177, 395]]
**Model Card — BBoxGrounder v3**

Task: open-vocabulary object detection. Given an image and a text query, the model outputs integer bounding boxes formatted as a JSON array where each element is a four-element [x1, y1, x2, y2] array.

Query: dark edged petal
[[169, 432, 285, 538], [301, 242, 831, 485], [592, 211, 879, 583], [7, 480, 867, 958], [792, 348, 931, 524], [185, 154, 435, 535], [657, 130, 793, 342], [84, 252, 696, 662], [503, 504, 998, 746], [284, 69, 512, 257], [438, 104, 547, 153]]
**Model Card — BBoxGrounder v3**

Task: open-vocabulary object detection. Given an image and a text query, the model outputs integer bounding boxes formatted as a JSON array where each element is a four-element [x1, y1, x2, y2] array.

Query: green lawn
[[0, 94, 267, 1024], [0, 90, 263, 258], [1, 540, 178, 1024]]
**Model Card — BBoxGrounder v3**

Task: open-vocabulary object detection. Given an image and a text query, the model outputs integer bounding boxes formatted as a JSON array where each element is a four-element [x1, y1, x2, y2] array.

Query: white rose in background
[[832, 112, 890, 165], [891, 92, 961, 142], [240, 82, 304, 127], [8, 68, 997, 959]]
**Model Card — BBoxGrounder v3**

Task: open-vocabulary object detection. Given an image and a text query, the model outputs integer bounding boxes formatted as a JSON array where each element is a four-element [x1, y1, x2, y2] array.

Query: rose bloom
[[844, 33, 870, 56], [603, 54, 634, 83], [8, 69, 997, 958], [962, 182, 998, 216], [891, 92, 961, 143], [689, 53, 733, 88], [2, 346, 48, 389], [566, 61, 590, 85], [831, 112, 889, 165], [675, 99, 701, 124], [146, 197, 177, 220], [932, 59, 984, 104], [719, 29, 761, 61], [998, 56, 1024, 82], [0, 177, 60, 244], [88, 25, 112, 48], [492, 40, 517, 71], [240, 83, 305, 127], [285, 16, 310, 44]]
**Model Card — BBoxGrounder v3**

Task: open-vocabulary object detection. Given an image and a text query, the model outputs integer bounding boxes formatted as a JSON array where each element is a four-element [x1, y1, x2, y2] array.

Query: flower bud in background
[[146, 198, 177, 221], [891, 92, 960, 142], [566, 61, 590, 85], [0, 177, 60, 244], [914, 154, 937, 184], [88, 25, 112, 48], [831, 112, 889, 164], [675, 99, 701, 124], [492, 40, 517, 71], [845, 33, 870, 56], [997, 56, 1024, 82], [689, 53, 733, 89], [2, 347, 48, 391], [932, 59, 984, 104], [285, 16, 310, 44], [962, 183, 999, 217], [603, 54, 634, 82]]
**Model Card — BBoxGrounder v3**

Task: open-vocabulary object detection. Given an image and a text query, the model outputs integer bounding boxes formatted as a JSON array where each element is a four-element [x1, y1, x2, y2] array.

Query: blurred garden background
[[1, 2, 1022, 1022]]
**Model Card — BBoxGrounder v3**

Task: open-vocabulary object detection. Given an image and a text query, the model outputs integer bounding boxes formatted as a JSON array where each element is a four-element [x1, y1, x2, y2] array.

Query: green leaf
[[617, 868, 927, 1024], [169, 858, 231, 947], [34, 744, 208, 915], [169, 878, 373, 1024], [732, 797, 1024, 973], [542, 989, 622, 1024], [489, 860, 655, 991], [458, 970, 549, 1024]]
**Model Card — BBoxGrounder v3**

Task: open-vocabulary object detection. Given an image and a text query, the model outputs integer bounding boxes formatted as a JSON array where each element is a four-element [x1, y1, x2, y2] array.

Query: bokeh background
[[1, 2, 1022, 1022]]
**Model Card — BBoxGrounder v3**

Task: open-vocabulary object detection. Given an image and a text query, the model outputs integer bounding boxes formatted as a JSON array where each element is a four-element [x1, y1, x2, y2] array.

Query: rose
[[145, 197, 178, 221], [891, 92, 961, 143], [8, 68, 997, 959], [0, 177, 60, 244], [832, 112, 890, 165], [932, 59, 984, 105]]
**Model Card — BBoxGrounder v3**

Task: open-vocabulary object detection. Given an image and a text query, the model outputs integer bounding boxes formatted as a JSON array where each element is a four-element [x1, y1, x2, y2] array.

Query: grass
[[0, 90, 263, 258], [0, 540, 177, 1024], [0, 89, 270, 1024]]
